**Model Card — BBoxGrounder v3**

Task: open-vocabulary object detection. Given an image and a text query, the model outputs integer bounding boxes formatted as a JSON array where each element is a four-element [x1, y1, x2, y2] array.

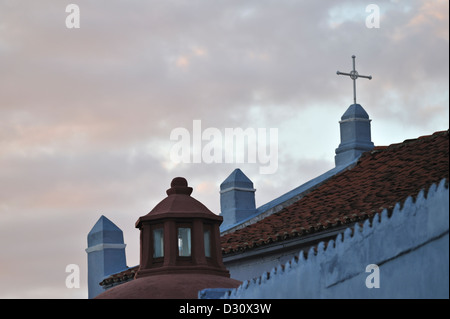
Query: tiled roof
[[221, 130, 449, 254], [99, 266, 138, 288]]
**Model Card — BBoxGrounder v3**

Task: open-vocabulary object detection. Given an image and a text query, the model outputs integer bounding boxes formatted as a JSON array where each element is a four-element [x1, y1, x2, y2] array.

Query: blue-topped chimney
[[86, 215, 127, 299], [220, 169, 256, 228], [335, 104, 374, 166]]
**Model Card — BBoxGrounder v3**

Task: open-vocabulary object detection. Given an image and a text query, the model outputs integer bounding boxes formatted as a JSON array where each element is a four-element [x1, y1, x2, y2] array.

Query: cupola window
[[204, 229, 211, 258], [153, 228, 164, 258], [178, 227, 191, 257]]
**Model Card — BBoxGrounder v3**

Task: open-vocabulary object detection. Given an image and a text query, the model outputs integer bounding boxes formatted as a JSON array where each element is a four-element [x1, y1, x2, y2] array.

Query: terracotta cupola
[[95, 177, 241, 299]]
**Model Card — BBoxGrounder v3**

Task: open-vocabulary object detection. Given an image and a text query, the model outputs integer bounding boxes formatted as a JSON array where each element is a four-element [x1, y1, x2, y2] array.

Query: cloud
[[0, 0, 448, 298]]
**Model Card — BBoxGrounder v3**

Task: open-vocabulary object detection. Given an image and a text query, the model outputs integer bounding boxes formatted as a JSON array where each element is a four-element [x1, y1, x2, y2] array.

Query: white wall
[[225, 179, 449, 299]]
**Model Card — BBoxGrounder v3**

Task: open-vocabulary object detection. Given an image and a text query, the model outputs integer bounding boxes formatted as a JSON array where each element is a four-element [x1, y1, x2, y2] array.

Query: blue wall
[[225, 179, 449, 299], [86, 215, 127, 299]]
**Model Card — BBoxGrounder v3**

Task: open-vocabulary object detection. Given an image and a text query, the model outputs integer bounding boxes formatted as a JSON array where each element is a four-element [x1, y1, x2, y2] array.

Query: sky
[[0, 0, 448, 299]]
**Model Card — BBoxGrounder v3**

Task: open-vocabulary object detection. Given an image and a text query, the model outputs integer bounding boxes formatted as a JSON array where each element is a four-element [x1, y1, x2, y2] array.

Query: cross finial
[[337, 55, 372, 105]]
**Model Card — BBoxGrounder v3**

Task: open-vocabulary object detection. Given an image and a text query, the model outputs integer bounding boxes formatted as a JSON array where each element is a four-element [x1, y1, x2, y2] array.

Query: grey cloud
[[0, 0, 447, 298]]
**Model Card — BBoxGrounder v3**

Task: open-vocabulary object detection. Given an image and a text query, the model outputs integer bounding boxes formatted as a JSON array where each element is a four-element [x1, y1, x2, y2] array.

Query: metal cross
[[337, 55, 372, 105]]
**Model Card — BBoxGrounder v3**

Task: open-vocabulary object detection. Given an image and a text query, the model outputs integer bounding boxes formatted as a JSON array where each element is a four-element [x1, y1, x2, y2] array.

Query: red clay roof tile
[[221, 130, 449, 254]]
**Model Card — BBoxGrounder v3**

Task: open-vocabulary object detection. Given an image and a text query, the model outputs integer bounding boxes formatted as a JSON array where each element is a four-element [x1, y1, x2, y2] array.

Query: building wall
[[224, 228, 345, 282], [225, 179, 449, 299], [225, 249, 299, 282]]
